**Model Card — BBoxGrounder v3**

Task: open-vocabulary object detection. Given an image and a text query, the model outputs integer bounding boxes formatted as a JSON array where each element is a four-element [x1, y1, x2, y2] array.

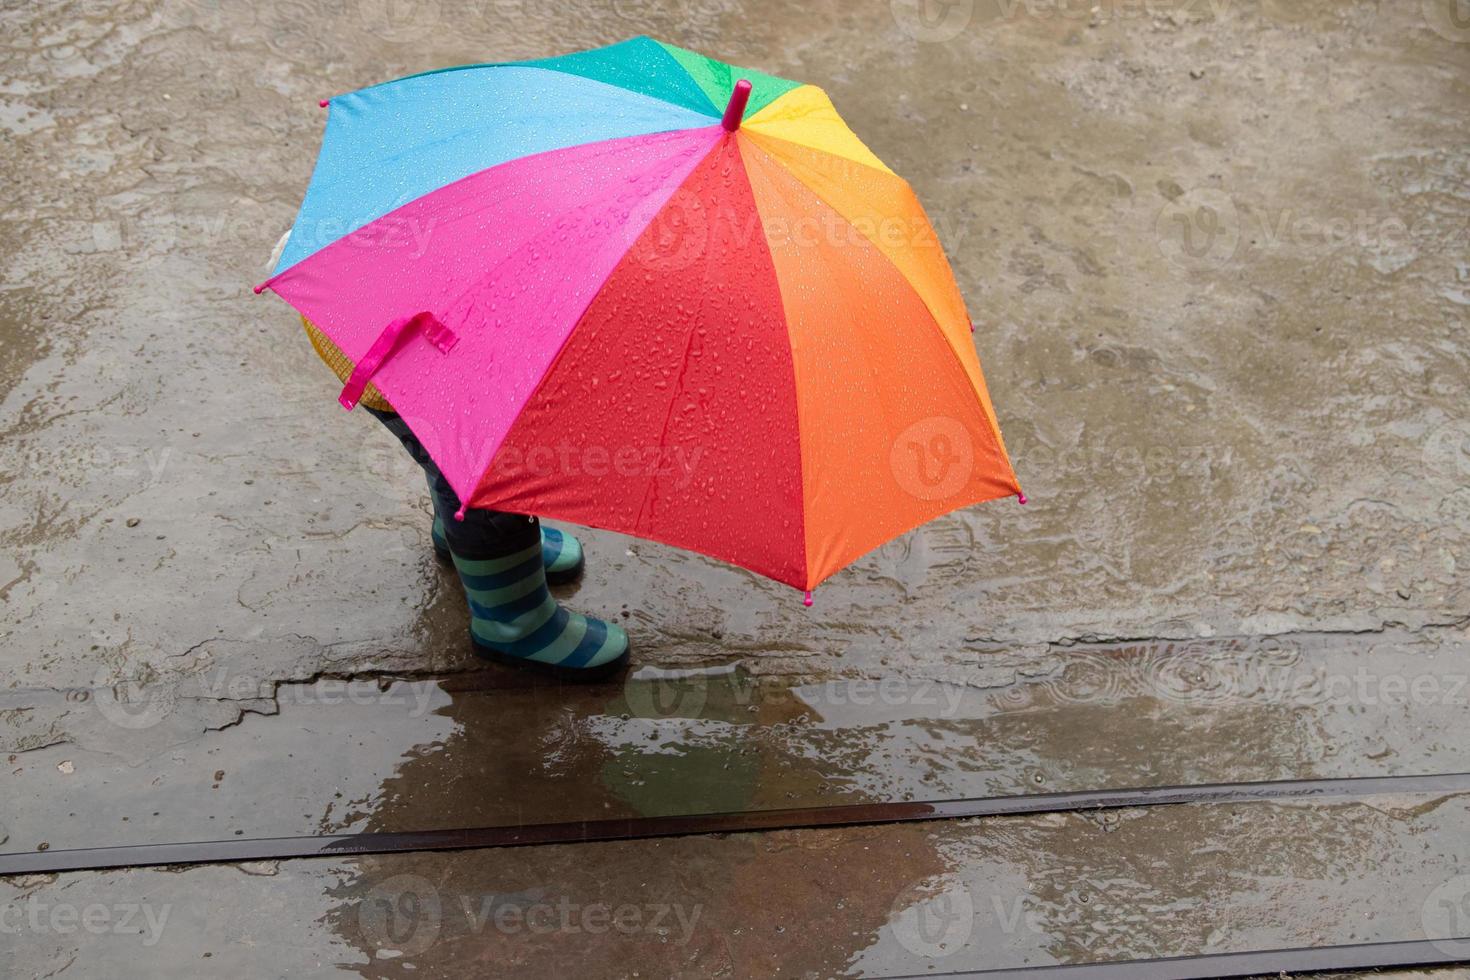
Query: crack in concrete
[[965, 611, 1470, 650]]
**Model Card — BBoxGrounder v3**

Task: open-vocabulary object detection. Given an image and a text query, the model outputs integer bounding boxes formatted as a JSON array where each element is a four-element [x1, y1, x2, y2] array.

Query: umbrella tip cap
[[721, 79, 753, 131], [1017, 492, 1028, 505], [803, 590, 813, 607], [453, 505, 466, 521], [319, 99, 329, 108]]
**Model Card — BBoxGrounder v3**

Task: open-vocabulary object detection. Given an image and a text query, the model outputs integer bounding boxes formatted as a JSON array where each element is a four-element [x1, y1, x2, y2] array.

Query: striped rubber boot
[[434, 516, 585, 585], [450, 538, 630, 681]]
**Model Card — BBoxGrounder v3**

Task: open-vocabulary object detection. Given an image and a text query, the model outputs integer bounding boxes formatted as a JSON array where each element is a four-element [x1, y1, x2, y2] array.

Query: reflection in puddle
[[11, 631, 1470, 858]]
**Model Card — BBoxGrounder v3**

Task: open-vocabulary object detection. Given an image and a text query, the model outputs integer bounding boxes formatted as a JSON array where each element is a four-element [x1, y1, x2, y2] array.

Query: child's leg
[[366, 408, 585, 581], [364, 408, 627, 678], [364, 408, 533, 557]]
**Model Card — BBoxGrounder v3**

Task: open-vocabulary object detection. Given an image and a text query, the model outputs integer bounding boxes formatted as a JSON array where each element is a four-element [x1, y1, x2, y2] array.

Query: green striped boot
[[450, 538, 630, 681], [434, 516, 584, 584]]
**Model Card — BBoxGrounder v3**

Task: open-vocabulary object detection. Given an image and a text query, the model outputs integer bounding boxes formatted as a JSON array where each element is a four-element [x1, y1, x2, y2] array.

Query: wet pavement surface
[[7, 792, 1470, 977], [8, 630, 1470, 855], [3, 0, 1469, 976]]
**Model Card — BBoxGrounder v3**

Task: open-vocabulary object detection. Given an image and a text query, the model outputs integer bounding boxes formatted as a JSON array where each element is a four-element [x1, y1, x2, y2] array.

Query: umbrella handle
[[338, 311, 458, 411]]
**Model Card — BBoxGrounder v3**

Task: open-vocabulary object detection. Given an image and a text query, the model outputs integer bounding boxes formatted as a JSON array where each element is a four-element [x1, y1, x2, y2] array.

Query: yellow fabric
[[746, 86, 894, 176], [301, 316, 393, 412]]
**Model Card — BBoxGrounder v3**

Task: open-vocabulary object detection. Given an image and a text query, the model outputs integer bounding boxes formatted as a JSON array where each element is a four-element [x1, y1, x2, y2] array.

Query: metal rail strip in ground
[[4, 770, 1469, 876], [888, 936, 1470, 979]]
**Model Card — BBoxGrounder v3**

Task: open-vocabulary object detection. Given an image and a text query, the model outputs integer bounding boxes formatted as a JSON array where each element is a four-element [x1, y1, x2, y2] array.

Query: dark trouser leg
[[364, 407, 628, 677], [365, 407, 538, 559]]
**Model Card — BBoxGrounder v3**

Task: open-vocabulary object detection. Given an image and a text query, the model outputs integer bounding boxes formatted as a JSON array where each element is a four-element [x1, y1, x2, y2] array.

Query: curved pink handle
[[339, 311, 458, 411]]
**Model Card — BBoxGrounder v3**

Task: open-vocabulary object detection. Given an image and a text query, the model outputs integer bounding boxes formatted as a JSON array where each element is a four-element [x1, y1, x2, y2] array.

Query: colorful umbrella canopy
[[257, 36, 1021, 595]]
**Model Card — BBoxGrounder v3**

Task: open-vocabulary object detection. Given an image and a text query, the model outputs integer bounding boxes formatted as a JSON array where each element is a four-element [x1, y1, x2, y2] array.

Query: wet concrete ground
[[2, 0, 1469, 976], [7, 630, 1470, 854], [7, 793, 1470, 977]]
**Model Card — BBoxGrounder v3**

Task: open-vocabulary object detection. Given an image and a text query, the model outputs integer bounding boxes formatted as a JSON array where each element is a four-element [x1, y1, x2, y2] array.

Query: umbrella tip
[[1017, 492, 1028, 505], [252, 281, 266, 295], [803, 590, 813, 607], [454, 505, 466, 522], [319, 99, 329, 108], [721, 79, 753, 132]]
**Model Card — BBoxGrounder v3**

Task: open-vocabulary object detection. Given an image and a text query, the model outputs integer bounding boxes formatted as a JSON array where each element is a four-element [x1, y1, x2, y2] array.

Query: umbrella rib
[[729, 136, 819, 589], [417, 134, 717, 342], [738, 138, 907, 588], [631, 303, 706, 535], [627, 167, 727, 534], [653, 39, 804, 119], [646, 39, 723, 116], [467, 134, 726, 510]]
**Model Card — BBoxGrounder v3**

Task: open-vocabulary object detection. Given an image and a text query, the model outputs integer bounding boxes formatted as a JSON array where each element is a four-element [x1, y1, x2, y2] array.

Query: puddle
[[7, 630, 1469, 857]]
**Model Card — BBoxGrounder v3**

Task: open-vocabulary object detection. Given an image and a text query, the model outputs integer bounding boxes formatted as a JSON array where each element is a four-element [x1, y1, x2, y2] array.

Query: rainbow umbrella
[[256, 37, 1022, 600]]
